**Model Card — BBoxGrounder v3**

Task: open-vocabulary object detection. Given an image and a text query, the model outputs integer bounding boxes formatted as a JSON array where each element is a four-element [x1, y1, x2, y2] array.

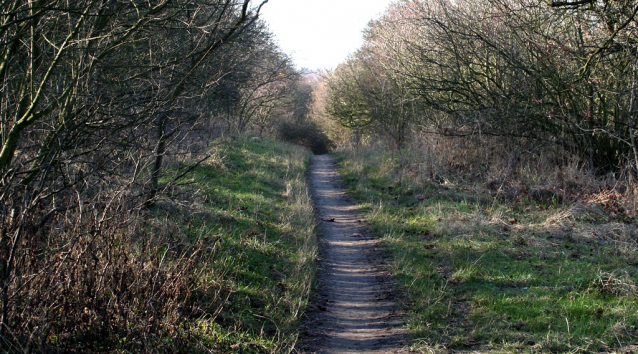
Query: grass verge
[[336, 146, 638, 353], [144, 137, 316, 352]]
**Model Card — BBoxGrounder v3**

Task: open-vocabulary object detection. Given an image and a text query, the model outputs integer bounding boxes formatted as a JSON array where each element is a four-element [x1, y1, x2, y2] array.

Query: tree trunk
[[145, 113, 168, 207]]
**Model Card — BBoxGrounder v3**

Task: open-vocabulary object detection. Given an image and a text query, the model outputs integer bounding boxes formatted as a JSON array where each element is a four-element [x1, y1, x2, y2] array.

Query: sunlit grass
[[337, 146, 638, 353], [149, 137, 316, 353]]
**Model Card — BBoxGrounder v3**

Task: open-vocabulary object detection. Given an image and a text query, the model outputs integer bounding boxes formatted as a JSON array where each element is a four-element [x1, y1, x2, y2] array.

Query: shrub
[[277, 121, 334, 155]]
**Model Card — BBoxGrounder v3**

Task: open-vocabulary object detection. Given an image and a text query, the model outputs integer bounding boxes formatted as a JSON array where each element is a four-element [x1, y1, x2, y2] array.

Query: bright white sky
[[259, 0, 395, 71]]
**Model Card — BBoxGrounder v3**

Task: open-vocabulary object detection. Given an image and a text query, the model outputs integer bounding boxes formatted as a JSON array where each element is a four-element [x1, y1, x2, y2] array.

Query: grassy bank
[[336, 146, 638, 353], [0, 137, 315, 352], [143, 137, 317, 352], [21, 137, 316, 353]]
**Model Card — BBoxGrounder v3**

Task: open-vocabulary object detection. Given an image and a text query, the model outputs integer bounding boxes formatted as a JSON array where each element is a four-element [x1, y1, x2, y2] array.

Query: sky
[[259, 0, 395, 72]]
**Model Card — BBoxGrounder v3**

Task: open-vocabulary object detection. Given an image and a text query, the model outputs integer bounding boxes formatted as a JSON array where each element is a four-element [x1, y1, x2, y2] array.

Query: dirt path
[[300, 155, 406, 354]]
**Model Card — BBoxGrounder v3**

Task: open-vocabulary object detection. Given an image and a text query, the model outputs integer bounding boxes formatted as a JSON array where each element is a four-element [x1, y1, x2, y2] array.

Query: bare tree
[[0, 0, 311, 349], [325, 0, 638, 172]]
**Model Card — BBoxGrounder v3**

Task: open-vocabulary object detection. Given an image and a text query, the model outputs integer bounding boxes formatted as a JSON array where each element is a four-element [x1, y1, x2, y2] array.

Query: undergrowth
[[0, 137, 316, 353], [336, 143, 638, 353]]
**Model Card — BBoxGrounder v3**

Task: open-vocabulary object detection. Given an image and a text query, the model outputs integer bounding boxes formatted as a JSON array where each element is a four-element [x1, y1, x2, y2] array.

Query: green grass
[[336, 147, 638, 353], [146, 137, 316, 353]]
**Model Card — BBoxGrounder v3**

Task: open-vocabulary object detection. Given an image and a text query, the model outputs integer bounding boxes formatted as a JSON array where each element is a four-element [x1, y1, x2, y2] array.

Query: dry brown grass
[[0, 187, 228, 352], [381, 131, 638, 216]]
